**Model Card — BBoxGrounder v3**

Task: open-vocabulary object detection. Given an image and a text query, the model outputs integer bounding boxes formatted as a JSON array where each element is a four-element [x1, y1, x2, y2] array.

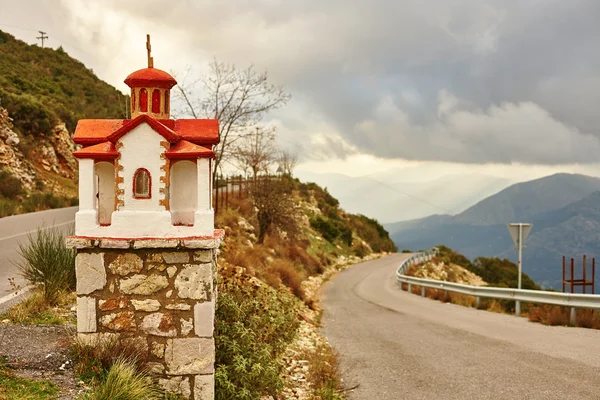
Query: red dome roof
[[124, 67, 177, 89]]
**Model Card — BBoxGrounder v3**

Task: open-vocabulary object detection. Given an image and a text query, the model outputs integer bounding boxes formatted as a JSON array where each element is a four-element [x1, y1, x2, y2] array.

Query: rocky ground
[[0, 321, 86, 399], [409, 260, 486, 286]]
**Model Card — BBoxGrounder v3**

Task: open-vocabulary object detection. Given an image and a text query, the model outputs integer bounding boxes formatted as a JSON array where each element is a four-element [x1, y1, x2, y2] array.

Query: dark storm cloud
[[15, 0, 600, 164]]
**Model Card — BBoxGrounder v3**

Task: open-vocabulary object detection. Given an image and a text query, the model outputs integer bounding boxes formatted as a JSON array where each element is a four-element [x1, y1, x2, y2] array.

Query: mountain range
[[295, 170, 514, 224], [385, 173, 600, 289]]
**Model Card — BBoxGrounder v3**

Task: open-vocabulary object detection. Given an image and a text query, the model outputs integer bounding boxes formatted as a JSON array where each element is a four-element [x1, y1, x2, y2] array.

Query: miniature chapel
[[73, 36, 218, 238]]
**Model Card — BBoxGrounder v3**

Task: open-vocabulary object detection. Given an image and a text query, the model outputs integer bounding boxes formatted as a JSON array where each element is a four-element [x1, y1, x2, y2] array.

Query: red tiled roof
[[74, 116, 219, 146], [73, 120, 125, 145], [73, 141, 119, 160], [107, 114, 180, 143], [166, 140, 215, 159], [124, 67, 177, 89]]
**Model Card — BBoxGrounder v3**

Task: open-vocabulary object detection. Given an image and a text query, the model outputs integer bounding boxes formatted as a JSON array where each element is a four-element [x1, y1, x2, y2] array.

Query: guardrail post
[[421, 286, 425, 297], [408, 283, 412, 293], [475, 296, 480, 308], [515, 301, 521, 317], [570, 307, 576, 326]]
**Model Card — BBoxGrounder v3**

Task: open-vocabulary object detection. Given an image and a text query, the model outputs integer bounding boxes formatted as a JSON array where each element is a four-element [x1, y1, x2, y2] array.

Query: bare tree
[[175, 59, 291, 184], [232, 126, 277, 180], [251, 177, 301, 244], [277, 150, 298, 176]]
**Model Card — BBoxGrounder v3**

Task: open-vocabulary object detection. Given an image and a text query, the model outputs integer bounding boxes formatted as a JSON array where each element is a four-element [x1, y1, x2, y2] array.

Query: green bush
[[215, 271, 300, 399], [0, 169, 24, 198], [0, 197, 18, 218], [15, 225, 76, 303], [310, 216, 339, 243]]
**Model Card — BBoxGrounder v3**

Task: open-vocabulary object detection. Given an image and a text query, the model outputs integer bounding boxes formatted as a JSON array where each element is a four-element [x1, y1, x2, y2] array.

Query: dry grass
[[303, 344, 344, 400], [1, 289, 75, 325], [71, 335, 149, 383], [528, 305, 600, 329], [575, 309, 600, 329], [262, 260, 305, 300]]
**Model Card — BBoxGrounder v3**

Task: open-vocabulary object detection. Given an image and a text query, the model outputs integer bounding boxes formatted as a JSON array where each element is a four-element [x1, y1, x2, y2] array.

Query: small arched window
[[133, 168, 151, 199], [152, 89, 160, 114], [139, 88, 148, 112]]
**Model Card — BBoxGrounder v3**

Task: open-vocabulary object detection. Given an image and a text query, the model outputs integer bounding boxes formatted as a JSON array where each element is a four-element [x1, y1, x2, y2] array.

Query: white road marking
[[0, 220, 75, 242]]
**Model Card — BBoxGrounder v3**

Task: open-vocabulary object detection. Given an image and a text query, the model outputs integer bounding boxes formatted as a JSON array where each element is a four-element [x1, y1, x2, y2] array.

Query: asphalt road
[[0, 207, 77, 297], [321, 253, 600, 400]]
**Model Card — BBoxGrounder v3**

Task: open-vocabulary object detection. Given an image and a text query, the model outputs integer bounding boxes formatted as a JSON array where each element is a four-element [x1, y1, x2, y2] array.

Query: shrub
[[82, 358, 159, 400], [304, 344, 344, 400], [72, 336, 149, 384], [15, 225, 76, 303], [267, 260, 305, 300], [0, 197, 18, 218], [215, 269, 300, 399], [310, 217, 339, 243], [0, 169, 24, 198]]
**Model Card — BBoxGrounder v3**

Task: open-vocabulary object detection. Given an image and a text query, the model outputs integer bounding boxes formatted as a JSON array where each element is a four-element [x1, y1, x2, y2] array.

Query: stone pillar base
[[67, 232, 223, 400]]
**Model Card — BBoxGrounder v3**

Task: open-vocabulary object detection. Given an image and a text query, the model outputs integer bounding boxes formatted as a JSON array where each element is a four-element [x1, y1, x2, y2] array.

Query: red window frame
[[133, 168, 151, 199], [139, 88, 148, 112]]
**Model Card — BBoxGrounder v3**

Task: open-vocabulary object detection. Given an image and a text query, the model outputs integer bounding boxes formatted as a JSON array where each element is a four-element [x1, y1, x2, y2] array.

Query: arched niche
[[170, 160, 197, 226], [95, 161, 115, 226]]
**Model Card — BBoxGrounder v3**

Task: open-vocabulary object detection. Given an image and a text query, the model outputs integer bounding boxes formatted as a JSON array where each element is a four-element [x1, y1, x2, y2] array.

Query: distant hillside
[[387, 173, 600, 289], [295, 171, 512, 223], [453, 174, 600, 226], [0, 29, 127, 136], [0, 29, 128, 216]]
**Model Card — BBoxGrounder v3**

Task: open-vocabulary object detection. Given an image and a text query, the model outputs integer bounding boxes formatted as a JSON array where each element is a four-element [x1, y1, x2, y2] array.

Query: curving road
[[321, 254, 600, 400], [0, 207, 77, 299]]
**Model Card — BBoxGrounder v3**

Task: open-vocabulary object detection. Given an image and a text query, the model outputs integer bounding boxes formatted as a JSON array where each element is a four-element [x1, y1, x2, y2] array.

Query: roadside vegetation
[[405, 245, 600, 330], [0, 356, 59, 400]]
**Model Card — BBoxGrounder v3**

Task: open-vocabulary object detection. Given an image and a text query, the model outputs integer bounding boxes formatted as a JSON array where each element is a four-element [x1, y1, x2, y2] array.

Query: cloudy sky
[[2, 0, 600, 185]]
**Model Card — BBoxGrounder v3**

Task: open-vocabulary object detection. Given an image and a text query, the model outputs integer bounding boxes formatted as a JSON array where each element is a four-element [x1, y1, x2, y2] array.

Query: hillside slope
[[387, 173, 600, 289], [0, 29, 128, 215]]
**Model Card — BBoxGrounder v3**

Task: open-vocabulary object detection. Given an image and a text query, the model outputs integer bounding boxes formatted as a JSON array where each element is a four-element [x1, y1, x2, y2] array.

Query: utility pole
[[37, 31, 48, 48]]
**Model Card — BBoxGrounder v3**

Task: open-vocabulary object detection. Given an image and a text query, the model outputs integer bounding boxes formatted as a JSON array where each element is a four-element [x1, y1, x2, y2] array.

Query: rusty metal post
[[562, 256, 565, 293], [583, 255, 587, 294], [571, 258, 574, 294], [593, 258, 596, 295]]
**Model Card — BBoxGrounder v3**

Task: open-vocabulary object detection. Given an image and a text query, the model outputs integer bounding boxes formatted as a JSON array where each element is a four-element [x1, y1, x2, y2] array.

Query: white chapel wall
[[170, 160, 197, 225]]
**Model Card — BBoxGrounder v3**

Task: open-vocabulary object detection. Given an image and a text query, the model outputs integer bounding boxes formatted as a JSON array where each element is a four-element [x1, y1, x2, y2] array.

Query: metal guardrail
[[396, 249, 600, 324]]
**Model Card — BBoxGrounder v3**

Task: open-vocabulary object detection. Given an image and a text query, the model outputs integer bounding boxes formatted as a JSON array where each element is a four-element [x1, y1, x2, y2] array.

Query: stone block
[[131, 299, 161, 312], [174, 264, 212, 300], [77, 296, 96, 333], [165, 338, 215, 375], [194, 375, 214, 400], [133, 239, 178, 249], [167, 266, 177, 278], [166, 303, 191, 311], [181, 239, 216, 249], [120, 274, 168, 295], [99, 311, 136, 331], [77, 332, 119, 346], [108, 253, 143, 275], [194, 301, 214, 338], [147, 362, 165, 375], [98, 297, 129, 311], [66, 237, 93, 249], [193, 250, 212, 263], [141, 312, 177, 337], [151, 341, 166, 358], [76, 253, 106, 295], [181, 318, 193, 335], [99, 239, 131, 249], [158, 376, 191, 398], [147, 253, 163, 263], [163, 252, 189, 264]]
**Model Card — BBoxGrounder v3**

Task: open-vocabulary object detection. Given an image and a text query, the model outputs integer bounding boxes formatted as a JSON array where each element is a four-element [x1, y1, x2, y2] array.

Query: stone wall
[[66, 235, 223, 400]]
